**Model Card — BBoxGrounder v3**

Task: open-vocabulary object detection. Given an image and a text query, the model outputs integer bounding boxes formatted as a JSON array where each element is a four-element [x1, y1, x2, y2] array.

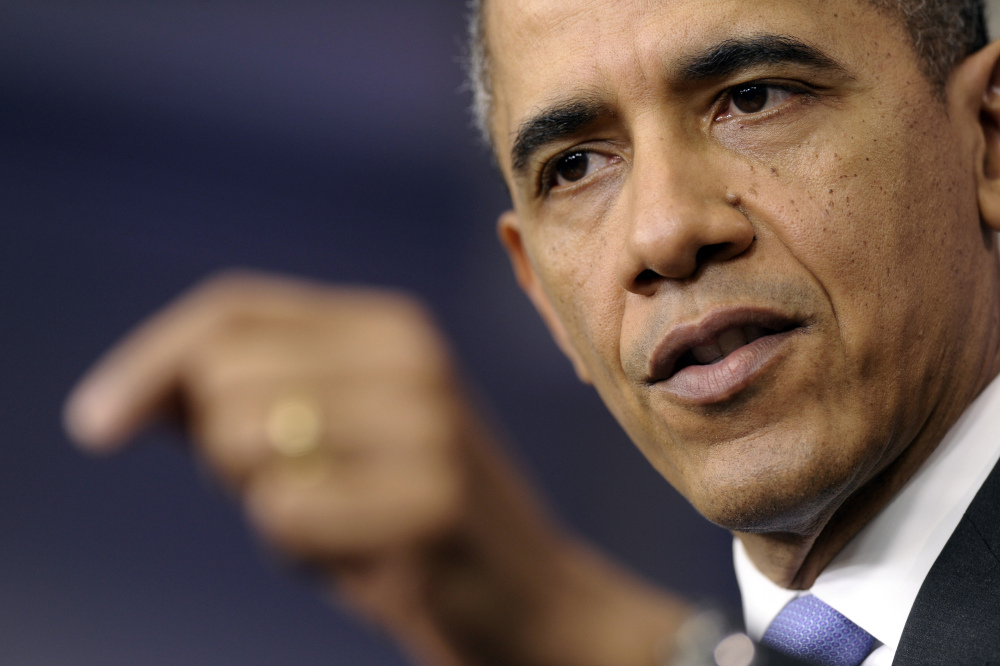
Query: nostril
[[635, 269, 660, 288], [695, 242, 733, 265]]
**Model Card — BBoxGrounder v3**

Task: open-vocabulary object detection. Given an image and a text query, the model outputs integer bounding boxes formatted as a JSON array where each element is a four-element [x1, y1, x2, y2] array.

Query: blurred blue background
[[0, 1, 810, 663]]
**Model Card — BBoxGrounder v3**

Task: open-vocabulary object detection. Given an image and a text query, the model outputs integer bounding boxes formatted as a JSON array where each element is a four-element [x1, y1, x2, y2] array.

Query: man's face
[[490, 0, 997, 533]]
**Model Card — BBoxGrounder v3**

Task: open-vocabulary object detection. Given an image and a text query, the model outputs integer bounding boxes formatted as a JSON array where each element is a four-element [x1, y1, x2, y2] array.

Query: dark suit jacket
[[894, 457, 1000, 664]]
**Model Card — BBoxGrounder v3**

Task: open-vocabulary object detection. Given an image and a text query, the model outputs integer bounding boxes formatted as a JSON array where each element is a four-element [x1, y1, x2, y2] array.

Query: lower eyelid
[[545, 152, 618, 191], [571, 153, 620, 183], [717, 87, 804, 122]]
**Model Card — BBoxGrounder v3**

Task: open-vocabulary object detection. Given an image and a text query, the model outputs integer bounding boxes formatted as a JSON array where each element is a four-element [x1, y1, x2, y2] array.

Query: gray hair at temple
[[465, 0, 989, 145]]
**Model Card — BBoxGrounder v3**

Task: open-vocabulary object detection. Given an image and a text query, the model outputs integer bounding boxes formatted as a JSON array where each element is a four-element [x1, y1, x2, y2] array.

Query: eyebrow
[[677, 34, 845, 82], [511, 98, 609, 175], [509, 34, 845, 178]]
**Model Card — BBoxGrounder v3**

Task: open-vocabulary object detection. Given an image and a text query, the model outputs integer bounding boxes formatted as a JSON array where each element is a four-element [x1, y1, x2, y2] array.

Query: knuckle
[[409, 465, 464, 535], [194, 268, 267, 299], [198, 412, 269, 482], [358, 289, 434, 334], [181, 271, 254, 317], [338, 293, 453, 381], [184, 269, 297, 323], [403, 392, 463, 454]]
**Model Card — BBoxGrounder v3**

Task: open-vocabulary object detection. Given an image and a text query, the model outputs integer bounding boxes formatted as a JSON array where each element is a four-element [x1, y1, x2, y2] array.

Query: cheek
[[766, 139, 902, 313], [741, 101, 979, 411], [533, 224, 627, 375]]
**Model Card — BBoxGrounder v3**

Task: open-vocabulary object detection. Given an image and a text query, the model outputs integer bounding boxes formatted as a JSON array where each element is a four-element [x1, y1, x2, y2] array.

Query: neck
[[738, 360, 1000, 590], [737, 252, 1000, 589], [735, 433, 937, 589]]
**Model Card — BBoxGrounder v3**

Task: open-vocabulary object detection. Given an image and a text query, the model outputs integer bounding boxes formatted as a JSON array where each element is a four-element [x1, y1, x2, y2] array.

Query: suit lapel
[[893, 458, 1000, 664]]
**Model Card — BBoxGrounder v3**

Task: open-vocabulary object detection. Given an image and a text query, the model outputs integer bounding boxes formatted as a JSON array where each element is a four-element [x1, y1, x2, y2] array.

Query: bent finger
[[244, 454, 462, 558], [62, 272, 267, 451]]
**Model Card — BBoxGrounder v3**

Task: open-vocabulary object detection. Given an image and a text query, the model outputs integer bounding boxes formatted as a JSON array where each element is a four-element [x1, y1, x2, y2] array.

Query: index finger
[[63, 271, 321, 452]]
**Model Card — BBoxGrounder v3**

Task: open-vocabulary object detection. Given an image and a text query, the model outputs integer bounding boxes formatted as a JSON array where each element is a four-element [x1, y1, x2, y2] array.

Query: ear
[[954, 38, 1000, 232], [497, 210, 593, 384]]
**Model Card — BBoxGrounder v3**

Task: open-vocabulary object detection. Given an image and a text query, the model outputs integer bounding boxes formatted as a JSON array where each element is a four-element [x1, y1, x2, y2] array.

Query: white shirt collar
[[735, 372, 1000, 658]]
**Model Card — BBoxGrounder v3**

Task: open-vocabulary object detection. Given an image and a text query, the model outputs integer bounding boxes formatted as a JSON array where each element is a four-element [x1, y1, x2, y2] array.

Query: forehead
[[485, 0, 907, 162]]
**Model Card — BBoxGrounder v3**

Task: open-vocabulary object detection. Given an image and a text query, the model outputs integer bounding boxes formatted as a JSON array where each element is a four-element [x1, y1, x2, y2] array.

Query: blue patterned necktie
[[761, 595, 876, 666]]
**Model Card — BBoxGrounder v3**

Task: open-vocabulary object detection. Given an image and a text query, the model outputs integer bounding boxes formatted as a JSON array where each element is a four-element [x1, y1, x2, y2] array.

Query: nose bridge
[[630, 134, 705, 234], [617, 125, 754, 290]]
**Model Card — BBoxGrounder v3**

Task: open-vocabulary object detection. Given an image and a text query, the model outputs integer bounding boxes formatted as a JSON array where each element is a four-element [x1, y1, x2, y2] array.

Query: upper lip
[[646, 307, 801, 383]]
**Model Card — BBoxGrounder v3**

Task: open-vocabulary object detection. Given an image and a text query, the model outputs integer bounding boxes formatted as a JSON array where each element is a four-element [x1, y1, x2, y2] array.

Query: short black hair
[[871, 0, 988, 86]]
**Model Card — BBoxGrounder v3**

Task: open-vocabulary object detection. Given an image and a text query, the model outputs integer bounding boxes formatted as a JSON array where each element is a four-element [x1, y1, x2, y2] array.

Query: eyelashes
[[534, 80, 812, 197], [714, 82, 808, 121], [539, 150, 620, 194]]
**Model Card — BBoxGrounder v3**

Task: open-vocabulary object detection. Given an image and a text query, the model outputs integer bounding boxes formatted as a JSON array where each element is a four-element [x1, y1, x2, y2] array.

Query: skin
[[65, 272, 688, 666], [490, 0, 1000, 588], [63, 1, 1000, 664]]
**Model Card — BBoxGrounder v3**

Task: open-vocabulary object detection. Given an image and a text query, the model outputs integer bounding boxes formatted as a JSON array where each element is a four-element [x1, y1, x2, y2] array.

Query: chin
[[697, 487, 837, 536], [683, 444, 862, 536]]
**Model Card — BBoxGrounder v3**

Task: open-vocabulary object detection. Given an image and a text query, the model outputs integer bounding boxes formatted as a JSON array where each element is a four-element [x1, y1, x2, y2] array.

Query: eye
[[716, 83, 797, 120], [544, 150, 618, 192]]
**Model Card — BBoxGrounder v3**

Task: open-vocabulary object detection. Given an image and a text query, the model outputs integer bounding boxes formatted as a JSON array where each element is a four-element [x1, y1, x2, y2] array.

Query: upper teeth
[[691, 326, 766, 364]]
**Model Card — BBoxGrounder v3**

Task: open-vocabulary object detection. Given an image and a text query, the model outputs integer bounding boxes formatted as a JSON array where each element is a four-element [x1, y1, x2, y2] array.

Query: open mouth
[[671, 323, 797, 375], [648, 310, 802, 386]]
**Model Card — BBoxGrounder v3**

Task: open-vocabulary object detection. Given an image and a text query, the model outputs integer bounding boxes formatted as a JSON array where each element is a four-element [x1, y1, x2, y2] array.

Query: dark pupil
[[556, 152, 589, 183], [733, 85, 768, 114]]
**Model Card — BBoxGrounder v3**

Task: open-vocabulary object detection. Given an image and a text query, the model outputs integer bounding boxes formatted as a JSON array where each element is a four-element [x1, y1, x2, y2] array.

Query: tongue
[[691, 327, 754, 364], [692, 341, 723, 364], [719, 327, 749, 355]]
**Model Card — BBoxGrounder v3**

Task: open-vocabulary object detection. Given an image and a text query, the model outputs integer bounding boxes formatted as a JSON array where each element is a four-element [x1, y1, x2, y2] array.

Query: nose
[[616, 151, 755, 294]]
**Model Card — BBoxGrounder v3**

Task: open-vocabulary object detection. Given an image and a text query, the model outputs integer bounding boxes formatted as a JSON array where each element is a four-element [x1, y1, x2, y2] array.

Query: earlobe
[[959, 39, 1000, 232], [496, 211, 593, 384]]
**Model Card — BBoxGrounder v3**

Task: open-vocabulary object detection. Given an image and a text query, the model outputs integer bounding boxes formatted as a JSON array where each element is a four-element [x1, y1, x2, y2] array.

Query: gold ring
[[266, 396, 323, 457]]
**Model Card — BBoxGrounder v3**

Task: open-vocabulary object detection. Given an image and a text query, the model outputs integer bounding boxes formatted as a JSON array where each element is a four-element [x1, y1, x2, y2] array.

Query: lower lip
[[657, 330, 797, 405]]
